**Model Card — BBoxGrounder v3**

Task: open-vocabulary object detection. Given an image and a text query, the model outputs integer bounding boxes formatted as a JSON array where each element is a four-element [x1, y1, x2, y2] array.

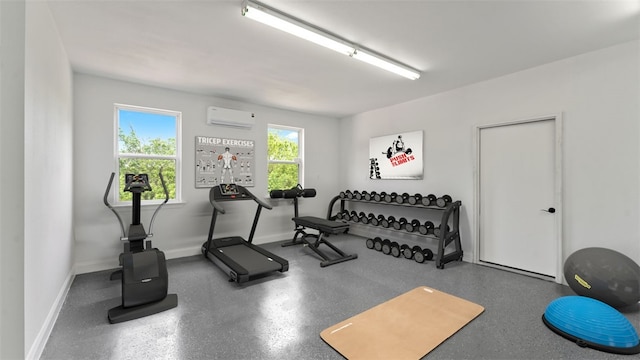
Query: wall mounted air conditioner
[[206, 106, 255, 129]]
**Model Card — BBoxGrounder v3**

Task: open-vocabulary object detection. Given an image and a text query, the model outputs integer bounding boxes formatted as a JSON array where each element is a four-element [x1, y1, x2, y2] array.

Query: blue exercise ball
[[542, 296, 640, 354], [564, 247, 640, 308]]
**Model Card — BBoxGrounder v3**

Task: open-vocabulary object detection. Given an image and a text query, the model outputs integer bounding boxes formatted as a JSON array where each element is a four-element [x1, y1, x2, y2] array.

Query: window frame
[[114, 103, 182, 206], [267, 124, 304, 191]]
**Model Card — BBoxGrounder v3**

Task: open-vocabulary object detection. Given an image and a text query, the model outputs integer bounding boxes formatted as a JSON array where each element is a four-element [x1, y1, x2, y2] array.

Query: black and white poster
[[369, 130, 423, 179], [195, 136, 255, 188]]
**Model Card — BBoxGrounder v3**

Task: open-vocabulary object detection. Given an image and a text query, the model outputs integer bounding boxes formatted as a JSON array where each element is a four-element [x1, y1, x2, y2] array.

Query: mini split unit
[[206, 106, 255, 129]]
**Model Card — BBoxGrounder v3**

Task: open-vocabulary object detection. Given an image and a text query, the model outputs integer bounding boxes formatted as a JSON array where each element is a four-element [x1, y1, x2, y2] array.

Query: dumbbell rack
[[327, 193, 463, 269]]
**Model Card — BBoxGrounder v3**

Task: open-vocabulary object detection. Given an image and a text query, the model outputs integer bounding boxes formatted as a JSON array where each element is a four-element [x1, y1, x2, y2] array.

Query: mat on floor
[[320, 286, 485, 360]]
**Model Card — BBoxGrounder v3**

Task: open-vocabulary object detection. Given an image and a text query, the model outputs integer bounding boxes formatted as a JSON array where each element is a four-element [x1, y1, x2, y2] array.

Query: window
[[115, 104, 181, 204], [267, 125, 303, 191]]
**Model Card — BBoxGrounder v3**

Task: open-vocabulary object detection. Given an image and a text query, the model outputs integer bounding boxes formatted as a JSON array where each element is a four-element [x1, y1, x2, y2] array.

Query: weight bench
[[273, 186, 358, 267]]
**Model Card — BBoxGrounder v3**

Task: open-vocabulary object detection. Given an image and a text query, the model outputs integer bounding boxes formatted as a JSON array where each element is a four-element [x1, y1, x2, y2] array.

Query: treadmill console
[[219, 183, 239, 196], [212, 183, 260, 202]]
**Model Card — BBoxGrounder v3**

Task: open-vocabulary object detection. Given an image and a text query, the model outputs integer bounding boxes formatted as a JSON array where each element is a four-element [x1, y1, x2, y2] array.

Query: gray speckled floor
[[42, 234, 639, 360]]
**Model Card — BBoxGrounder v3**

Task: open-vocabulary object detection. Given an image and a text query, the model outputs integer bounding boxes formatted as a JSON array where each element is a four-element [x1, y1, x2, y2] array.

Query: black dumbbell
[[403, 245, 422, 259], [399, 244, 411, 258], [421, 194, 437, 206], [414, 248, 434, 263], [349, 211, 359, 222], [335, 211, 344, 220], [408, 193, 421, 205], [381, 239, 393, 255], [365, 238, 375, 249], [434, 224, 451, 237], [373, 237, 384, 251], [363, 191, 372, 201], [396, 193, 410, 204], [354, 191, 362, 200], [406, 219, 420, 233], [339, 190, 347, 199], [346, 190, 354, 199], [374, 191, 385, 202], [393, 217, 407, 230], [359, 212, 369, 224], [384, 216, 395, 228], [390, 242, 402, 257], [367, 213, 378, 226], [418, 221, 434, 235], [384, 192, 397, 203], [436, 195, 452, 208]]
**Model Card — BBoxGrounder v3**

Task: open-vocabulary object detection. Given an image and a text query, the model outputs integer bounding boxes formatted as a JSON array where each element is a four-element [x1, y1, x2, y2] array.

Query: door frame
[[473, 113, 564, 284]]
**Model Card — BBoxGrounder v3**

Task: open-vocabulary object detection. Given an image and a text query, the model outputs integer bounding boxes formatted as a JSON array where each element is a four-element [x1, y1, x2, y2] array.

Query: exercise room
[[2, 1, 639, 359]]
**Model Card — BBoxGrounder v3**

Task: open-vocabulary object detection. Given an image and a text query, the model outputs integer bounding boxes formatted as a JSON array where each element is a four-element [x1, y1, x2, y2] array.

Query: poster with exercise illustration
[[195, 136, 255, 188], [369, 130, 423, 179]]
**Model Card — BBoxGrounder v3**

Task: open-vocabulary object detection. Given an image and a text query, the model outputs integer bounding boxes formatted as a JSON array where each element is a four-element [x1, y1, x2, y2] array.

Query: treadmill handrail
[[248, 191, 273, 210], [209, 196, 226, 214], [206, 184, 273, 248]]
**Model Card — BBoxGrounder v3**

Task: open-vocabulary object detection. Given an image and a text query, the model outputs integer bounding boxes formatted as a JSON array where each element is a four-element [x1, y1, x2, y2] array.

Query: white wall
[[0, 1, 26, 359], [73, 74, 341, 273], [24, 2, 75, 358], [339, 41, 640, 266], [0, 1, 74, 359]]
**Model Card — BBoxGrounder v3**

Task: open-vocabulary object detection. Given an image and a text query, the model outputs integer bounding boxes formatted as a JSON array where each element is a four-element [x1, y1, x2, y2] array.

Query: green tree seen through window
[[268, 127, 301, 191], [116, 105, 180, 202]]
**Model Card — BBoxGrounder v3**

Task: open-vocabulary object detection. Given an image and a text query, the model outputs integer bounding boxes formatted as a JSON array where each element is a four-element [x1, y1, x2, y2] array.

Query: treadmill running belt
[[218, 244, 283, 274]]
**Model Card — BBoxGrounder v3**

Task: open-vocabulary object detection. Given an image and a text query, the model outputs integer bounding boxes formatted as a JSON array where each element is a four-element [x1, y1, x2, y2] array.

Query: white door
[[477, 116, 562, 281]]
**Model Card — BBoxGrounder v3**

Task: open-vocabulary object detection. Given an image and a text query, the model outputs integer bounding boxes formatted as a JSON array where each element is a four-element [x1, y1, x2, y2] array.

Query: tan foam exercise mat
[[320, 286, 485, 359]]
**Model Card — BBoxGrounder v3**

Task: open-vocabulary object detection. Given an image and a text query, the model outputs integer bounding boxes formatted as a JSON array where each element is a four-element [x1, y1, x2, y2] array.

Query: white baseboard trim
[[164, 245, 202, 259], [26, 268, 75, 360]]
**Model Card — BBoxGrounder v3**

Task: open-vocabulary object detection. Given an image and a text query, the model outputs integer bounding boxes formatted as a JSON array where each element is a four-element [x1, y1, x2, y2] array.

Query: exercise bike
[[103, 171, 178, 324]]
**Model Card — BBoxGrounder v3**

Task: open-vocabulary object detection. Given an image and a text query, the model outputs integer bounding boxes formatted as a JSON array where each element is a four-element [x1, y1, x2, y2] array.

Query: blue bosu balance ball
[[564, 247, 640, 308], [542, 296, 640, 354]]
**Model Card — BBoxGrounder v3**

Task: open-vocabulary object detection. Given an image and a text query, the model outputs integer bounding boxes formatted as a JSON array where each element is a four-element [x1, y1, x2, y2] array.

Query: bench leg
[[285, 229, 357, 267], [281, 227, 307, 247]]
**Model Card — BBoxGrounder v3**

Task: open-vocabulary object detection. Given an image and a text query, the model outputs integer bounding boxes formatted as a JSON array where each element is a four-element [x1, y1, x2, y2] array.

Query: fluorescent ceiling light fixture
[[352, 49, 420, 80], [241, 1, 352, 56], [241, 0, 421, 80]]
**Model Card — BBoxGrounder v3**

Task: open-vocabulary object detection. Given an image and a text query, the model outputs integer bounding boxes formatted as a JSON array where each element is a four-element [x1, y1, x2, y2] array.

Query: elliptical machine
[[103, 171, 178, 324]]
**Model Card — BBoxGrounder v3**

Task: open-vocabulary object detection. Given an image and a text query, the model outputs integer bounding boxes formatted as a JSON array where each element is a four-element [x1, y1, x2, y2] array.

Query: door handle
[[541, 207, 556, 213]]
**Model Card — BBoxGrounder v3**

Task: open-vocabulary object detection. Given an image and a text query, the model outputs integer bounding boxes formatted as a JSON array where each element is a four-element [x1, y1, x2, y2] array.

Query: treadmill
[[201, 183, 289, 283]]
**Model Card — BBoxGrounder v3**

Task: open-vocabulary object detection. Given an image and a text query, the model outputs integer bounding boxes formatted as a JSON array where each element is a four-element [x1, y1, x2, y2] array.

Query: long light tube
[[352, 49, 421, 80], [241, 0, 353, 56], [241, 0, 421, 80]]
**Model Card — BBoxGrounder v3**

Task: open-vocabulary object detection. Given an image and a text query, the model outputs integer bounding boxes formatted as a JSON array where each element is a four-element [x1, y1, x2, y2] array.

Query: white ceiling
[[46, 0, 639, 118]]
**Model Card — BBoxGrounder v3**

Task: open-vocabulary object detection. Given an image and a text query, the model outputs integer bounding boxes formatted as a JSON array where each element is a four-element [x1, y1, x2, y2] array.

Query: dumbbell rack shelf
[[327, 195, 463, 269]]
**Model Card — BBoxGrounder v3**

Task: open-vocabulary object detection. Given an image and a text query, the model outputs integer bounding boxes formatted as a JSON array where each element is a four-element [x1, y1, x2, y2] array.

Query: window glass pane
[[118, 109, 176, 156], [119, 158, 176, 201], [268, 163, 299, 190], [268, 128, 298, 161]]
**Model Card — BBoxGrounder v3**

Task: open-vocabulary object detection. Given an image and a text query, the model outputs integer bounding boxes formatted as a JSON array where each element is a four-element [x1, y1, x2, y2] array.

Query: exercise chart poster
[[369, 130, 423, 179], [195, 136, 255, 188]]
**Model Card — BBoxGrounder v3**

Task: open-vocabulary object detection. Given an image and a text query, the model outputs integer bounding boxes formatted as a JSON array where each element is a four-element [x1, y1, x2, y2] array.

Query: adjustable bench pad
[[293, 216, 350, 234]]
